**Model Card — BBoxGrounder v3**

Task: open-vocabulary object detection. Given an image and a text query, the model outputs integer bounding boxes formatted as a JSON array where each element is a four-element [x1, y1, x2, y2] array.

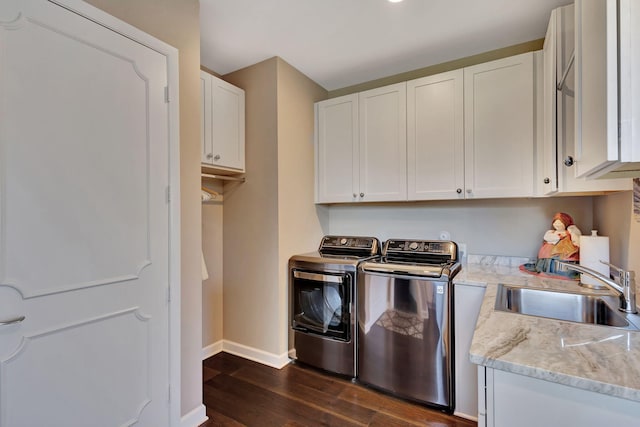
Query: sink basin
[[494, 284, 639, 330]]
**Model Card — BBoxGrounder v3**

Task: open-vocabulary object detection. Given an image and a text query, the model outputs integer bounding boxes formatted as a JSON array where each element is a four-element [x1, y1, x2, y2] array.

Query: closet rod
[[201, 173, 245, 182]]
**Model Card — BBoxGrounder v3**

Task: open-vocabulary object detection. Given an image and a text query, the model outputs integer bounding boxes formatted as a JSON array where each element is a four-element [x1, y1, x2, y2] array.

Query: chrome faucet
[[557, 260, 637, 314]]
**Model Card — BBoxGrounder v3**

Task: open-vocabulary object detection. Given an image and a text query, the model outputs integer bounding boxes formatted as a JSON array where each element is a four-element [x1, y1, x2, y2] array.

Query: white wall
[[327, 197, 595, 258]]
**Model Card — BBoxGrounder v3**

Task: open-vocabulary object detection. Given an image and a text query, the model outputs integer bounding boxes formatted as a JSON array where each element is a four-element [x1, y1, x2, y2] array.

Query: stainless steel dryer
[[289, 236, 380, 377]]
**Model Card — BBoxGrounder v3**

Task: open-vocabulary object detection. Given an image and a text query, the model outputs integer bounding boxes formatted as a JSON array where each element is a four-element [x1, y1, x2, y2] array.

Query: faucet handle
[[600, 260, 636, 289], [599, 260, 626, 276]]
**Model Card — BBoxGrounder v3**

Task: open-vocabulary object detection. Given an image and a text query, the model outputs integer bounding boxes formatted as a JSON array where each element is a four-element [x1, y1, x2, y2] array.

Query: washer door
[[291, 270, 351, 340]]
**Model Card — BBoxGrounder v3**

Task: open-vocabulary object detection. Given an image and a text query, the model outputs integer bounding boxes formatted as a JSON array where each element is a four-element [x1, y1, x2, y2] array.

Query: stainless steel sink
[[494, 284, 640, 330]]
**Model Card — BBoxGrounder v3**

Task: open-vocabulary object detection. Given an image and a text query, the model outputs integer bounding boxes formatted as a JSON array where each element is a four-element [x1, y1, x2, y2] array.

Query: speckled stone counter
[[455, 256, 640, 403]]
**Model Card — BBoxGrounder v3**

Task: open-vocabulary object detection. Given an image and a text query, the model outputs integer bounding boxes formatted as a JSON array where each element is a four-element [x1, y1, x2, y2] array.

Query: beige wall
[[202, 179, 224, 347], [223, 58, 281, 354], [84, 0, 203, 418], [218, 58, 327, 358], [594, 189, 640, 276], [275, 58, 329, 352], [328, 197, 596, 258]]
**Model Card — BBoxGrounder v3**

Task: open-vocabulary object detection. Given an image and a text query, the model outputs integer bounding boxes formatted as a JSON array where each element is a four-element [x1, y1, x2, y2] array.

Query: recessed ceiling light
[[388, 0, 404, 3]]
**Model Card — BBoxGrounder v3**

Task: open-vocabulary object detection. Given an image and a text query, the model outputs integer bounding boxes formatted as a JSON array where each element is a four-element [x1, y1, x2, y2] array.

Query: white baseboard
[[201, 340, 223, 360], [180, 404, 207, 427], [453, 411, 478, 422], [221, 340, 291, 369]]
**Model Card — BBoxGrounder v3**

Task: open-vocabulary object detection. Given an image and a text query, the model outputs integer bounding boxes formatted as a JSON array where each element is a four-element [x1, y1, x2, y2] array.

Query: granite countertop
[[455, 255, 640, 403]]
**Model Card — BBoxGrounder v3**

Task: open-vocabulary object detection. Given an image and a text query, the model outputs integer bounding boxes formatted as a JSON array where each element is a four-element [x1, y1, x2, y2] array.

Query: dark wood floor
[[201, 352, 477, 427]]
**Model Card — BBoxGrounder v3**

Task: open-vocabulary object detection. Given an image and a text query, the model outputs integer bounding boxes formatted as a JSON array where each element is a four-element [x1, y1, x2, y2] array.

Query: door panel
[[0, 1, 170, 425]]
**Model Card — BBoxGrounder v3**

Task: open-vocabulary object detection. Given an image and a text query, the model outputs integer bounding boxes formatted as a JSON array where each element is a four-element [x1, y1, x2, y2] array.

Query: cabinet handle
[[456, 188, 462, 194], [0, 315, 25, 326], [214, 154, 221, 161], [564, 156, 574, 167], [360, 193, 364, 198], [544, 177, 551, 184], [353, 193, 357, 198], [206, 153, 213, 159], [466, 189, 472, 194]]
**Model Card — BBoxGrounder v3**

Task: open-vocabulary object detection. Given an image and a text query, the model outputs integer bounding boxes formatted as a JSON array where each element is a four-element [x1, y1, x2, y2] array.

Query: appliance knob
[[409, 242, 418, 250], [564, 156, 574, 167], [206, 153, 213, 159], [544, 177, 551, 184], [466, 189, 472, 194], [214, 154, 221, 161], [456, 188, 462, 194], [340, 238, 348, 245]]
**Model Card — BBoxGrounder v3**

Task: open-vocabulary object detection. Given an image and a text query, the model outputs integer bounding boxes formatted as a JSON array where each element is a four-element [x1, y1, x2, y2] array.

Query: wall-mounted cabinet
[[573, 0, 640, 179], [315, 83, 406, 203], [463, 53, 535, 199], [407, 70, 464, 200], [317, 52, 538, 204], [540, 4, 631, 195], [408, 54, 535, 201], [200, 70, 245, 172]]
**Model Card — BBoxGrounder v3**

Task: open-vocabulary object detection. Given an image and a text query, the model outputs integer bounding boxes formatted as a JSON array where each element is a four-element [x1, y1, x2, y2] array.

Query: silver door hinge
[[166, 186, 171, 203], [166, 286, 171, 303], [164, 86, 170, 103]]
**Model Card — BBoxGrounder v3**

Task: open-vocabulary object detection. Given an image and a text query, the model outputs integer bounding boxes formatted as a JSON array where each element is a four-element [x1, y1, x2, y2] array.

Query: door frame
[[51, 0, 181, 424]]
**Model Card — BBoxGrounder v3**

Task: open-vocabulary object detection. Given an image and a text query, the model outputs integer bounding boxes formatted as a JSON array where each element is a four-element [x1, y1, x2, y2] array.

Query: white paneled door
[[0, 1, 177, 426]]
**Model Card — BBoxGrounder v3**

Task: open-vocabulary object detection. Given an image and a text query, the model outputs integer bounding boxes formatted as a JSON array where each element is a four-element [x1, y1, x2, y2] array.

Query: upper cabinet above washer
[[574, 0, 640, 179], [200, 70, 245, 172]]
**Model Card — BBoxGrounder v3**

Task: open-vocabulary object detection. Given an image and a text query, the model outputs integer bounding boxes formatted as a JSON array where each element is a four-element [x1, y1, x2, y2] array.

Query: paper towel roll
[[579, 230, 609, 287]]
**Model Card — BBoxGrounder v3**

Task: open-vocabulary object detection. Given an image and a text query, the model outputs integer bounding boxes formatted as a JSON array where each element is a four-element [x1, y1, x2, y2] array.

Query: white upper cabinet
[[315, 83, 406, 203], [358, 83, 407, 202], [315, 94, 359, 203], [464, 53, 535, 198], [407, 70, 464, 200], [541, 4, 631, 195], [200, 70, 245, 172], [315, 53, 553, 204], [574, 0, 640, 179]]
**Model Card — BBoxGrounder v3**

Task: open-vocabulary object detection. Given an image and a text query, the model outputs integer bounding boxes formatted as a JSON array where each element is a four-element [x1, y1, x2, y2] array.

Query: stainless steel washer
[[289, 236, 380, 377], [358, 239, 460, 412]]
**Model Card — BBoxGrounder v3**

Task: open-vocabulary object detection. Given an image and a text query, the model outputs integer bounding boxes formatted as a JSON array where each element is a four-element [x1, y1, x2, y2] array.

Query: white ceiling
[[200, 0, 570, 91]]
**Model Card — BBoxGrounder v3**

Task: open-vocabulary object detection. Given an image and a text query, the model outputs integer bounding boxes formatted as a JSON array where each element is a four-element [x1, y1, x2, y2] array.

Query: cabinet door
[[407, 70, 464, 200], [454, 284, 486, 420], [464, 53, 534, 198], [542, 9, 558, 195], [487, 368, 640, 427], [200, 71, 213, 164], [575, 0, 640, 178], [315, 94, 359, 203], [359, 83, 407, 202], [574, 0, 618, 178], [211, 76, 245, 171], [556, 4, 631, 192]]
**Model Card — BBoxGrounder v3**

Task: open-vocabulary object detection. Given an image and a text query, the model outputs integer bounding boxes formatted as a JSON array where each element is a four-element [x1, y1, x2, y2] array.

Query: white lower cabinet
[[479, 367, 640, 427], [454, 283, 486, 420]]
